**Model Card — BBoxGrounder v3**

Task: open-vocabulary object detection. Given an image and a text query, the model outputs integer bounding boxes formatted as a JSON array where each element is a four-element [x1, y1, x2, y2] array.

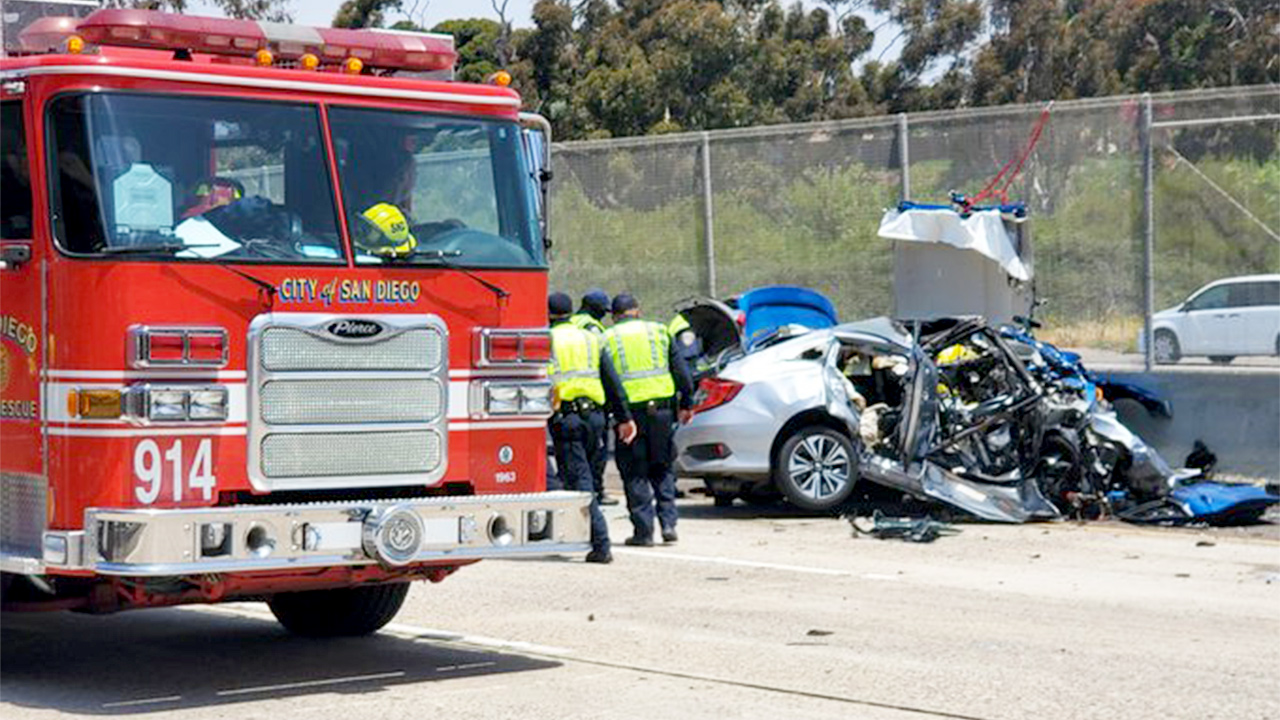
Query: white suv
[[1148, 274, 1280, 364]]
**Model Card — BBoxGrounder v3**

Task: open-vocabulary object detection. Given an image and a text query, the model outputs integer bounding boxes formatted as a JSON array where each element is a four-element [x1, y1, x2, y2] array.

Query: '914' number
[[133, 438, 216, 504]]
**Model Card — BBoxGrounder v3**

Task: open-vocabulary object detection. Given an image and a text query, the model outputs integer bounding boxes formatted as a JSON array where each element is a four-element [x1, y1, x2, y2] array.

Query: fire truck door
[[1, 96, 47, 564]]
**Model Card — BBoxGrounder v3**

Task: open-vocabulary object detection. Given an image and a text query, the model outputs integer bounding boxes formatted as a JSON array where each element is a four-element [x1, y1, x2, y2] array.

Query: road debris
[[847, 511, 959, 543]]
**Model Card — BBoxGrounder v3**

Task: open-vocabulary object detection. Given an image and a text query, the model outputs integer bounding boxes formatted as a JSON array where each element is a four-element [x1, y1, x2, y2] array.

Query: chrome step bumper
[[39, 491, 591, 576]]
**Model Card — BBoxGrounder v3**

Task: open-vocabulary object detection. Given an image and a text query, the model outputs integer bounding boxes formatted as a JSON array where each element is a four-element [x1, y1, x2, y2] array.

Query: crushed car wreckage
[[675, 198, 1276, 524], [674, 298, 1274, 524]]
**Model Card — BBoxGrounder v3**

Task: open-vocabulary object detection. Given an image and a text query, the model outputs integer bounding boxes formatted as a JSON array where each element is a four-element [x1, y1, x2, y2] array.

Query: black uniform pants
[[589, 416, 609, 500], [614, 404, 678, 540], [549, 409, 610, 554]]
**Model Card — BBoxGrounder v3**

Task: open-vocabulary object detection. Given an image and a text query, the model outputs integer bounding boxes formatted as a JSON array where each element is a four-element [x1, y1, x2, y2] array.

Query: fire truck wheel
[[267, 582, 411, 637]]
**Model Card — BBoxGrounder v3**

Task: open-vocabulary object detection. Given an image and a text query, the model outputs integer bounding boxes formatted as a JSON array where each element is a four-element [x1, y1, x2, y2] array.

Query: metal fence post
[[700, 131, 717, 297], [898, 113, 910, 200], [1141, 93, 1154, 372]]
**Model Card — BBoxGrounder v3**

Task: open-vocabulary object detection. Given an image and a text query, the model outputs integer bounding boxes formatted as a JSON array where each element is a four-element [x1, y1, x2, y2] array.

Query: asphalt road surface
[[3, 492, 1278, 720]]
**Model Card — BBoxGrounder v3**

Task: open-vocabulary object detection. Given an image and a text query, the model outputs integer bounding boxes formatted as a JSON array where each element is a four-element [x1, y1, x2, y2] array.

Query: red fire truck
[[0, 4, 589, 636]]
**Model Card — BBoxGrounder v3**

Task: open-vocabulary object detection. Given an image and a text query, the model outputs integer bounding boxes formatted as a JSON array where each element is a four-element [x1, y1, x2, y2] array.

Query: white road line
[[611, 548, 858, 577], [217, 671, 406, 696], [101, 695, 183, 708]]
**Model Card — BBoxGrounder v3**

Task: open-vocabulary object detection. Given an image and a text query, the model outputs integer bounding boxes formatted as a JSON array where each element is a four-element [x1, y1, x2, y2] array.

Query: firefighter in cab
[[350, 148, 419, 258], [547, 292, 634, 564], [604, 293, 695, 547]]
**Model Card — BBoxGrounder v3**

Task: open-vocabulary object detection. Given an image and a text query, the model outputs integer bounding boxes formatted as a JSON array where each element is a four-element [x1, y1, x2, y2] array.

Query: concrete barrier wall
[[1096, 368, 1280, 480]]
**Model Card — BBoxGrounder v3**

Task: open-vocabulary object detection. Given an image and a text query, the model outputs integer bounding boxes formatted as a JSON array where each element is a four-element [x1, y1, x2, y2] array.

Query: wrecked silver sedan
[[676, 311, 1064, 521]]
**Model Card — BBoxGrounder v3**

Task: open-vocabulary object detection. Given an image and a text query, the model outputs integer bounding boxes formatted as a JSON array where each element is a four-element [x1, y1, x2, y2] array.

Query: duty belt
[[557, 397, 602, 415], [631, 398, 675, 414]]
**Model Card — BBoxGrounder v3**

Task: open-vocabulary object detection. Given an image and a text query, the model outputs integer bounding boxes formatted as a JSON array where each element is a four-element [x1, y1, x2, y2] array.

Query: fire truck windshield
[[49, 92, 345, 263], [328, 106, 544, 268]]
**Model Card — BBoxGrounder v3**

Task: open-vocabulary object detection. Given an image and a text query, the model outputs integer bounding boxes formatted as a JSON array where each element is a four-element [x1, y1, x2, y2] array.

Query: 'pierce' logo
[[326, 319, 384, 339]]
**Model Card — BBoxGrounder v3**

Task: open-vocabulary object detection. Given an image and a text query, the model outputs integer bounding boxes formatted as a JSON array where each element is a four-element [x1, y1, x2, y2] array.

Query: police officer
[[605, 293, 695, 546], [570, 289, 610, 335], [569, 288, 618, 506], [547, 292, 633, 564]]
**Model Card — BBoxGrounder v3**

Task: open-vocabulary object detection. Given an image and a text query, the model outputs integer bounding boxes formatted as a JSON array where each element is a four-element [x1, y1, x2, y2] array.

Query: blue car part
[[1120, 482, 1279, 526], [738, 285, 838, 352]]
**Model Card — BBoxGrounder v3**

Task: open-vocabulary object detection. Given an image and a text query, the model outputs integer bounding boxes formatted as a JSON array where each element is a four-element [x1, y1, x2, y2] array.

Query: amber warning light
[[73, 9, 457, 72]]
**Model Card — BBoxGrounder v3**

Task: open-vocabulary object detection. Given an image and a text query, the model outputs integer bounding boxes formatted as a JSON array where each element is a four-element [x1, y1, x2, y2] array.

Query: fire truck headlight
[[148, 389, 189, 421], [519, 384, 553, 415], [485, 385, 521, 415], [189, 388, 229, 421], [43, 534, 69, 565]]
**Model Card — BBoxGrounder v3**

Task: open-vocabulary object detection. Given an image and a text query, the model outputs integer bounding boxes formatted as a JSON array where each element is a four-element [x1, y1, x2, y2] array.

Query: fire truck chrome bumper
[[55, 491, 592, 576]]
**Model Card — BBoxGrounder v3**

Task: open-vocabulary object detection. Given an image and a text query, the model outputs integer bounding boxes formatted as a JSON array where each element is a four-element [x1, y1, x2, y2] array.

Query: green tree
[[332, 0, 401, 28], [431, 18, 505, 83]]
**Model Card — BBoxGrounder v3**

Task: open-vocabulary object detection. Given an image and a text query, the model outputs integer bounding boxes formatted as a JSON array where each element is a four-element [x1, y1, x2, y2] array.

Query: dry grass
[[1039, 315, 1143, 352]]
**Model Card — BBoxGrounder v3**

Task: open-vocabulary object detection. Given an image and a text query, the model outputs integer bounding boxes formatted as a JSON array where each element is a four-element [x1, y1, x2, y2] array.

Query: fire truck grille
[[261, 379, 443, 425], [261, 327, 442, 371], [261, 431, 442, 478], [250, 314, 449, 490]]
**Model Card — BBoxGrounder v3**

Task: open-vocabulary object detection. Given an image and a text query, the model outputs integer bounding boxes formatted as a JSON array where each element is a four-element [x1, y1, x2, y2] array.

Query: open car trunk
[[674, 286, 839, 379]]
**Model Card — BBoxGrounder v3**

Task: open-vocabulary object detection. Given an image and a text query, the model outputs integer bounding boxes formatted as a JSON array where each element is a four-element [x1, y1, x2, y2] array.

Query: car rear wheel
[[774, 427, 858, 512], [268, 582, 410, 637], [1153, 330, 1180, 364], [1208, 355, 1234, 365]]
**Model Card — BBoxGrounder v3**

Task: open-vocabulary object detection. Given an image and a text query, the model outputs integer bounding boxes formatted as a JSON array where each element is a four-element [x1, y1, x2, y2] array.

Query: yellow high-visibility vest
[[569, 313, 606, 335], [605, 319, 675, 404], [668, 313, 690, 337], [549, 322, 606, 405]]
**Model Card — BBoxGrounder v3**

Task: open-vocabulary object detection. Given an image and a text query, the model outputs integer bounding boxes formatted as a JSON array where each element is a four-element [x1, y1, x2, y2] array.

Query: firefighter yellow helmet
[[355, 202, 417, 257]]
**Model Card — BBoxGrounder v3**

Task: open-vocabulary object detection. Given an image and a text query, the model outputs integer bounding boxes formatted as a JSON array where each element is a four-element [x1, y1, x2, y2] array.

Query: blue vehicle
[[1000, 308, 1172, 420]]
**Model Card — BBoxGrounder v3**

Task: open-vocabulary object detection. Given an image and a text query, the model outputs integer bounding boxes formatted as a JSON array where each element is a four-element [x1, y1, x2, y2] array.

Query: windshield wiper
[[98, 243, 217, 256], [399, 249, 510, 300]]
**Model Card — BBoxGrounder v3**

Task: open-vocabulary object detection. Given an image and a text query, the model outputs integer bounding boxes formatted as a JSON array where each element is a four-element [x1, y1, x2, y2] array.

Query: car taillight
[[692, 377, 742, 415]]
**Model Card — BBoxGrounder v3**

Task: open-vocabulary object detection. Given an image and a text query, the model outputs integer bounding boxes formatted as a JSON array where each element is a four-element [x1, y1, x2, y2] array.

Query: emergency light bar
[[72, 9, 456, 72]]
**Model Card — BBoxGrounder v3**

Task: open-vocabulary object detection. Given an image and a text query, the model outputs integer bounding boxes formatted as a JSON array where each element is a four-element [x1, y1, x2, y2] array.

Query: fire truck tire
[[267, 582, 411, 637]]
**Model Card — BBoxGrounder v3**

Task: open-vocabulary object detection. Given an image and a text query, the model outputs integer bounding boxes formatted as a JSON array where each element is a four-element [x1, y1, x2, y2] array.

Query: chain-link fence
[[550, 85, 1279, 359]]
